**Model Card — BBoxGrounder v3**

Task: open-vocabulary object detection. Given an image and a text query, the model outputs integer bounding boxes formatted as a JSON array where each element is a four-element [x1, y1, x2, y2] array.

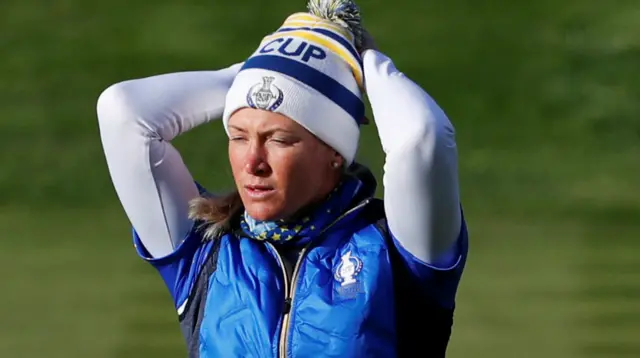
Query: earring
[[332, 161, 340, 168]]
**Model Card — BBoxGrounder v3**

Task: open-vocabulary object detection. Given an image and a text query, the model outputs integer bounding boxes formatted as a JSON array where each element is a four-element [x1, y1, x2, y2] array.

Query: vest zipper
[[278, 245, 309, 358], [273, 198, 371, 358]]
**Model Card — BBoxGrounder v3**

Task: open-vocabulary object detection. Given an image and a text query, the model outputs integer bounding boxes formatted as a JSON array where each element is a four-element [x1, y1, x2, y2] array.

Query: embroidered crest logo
[[247, 76, 284, 111], [334, 251, 363, 287]]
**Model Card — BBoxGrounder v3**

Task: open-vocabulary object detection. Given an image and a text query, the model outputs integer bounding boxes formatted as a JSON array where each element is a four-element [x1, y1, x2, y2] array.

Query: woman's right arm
[[97, 64, 242, 258]]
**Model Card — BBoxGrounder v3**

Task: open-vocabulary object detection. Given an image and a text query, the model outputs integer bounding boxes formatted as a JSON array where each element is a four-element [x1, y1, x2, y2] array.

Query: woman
[[97, 3, 468, 357]]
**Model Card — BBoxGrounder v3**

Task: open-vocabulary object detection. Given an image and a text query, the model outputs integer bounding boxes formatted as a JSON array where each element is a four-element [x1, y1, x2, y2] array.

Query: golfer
[[97, 1, 468, 357]]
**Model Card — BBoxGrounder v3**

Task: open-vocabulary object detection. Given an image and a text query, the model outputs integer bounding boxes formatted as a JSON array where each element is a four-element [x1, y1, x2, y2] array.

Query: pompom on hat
[[222, 0, 366, 165]]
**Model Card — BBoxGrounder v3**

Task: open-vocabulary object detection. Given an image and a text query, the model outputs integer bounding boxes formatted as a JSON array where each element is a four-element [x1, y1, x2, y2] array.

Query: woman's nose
[[244, 143, 271, 176]]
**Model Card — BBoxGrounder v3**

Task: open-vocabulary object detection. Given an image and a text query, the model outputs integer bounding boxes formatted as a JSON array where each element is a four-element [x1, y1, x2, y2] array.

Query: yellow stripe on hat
[[261, 30, 364, 90], [283, 13, 355, 43], [283, 21, 355, 43]]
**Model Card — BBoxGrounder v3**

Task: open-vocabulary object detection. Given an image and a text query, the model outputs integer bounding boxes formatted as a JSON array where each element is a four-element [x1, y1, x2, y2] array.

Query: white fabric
[[222, 36, 362, 164], [223, 68, 360, 164], [362, 50, 462, 262], [97, 65, 242, 256], [97, 50, 461, 264]]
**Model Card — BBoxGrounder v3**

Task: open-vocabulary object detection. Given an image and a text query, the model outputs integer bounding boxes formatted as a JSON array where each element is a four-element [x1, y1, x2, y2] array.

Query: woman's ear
[[331, 151, 345, 169]]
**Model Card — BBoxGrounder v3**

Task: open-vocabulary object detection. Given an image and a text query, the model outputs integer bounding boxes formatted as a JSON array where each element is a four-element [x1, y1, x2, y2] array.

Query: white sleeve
[[96, 64, 242, 258], [362, 50, 462, 264]]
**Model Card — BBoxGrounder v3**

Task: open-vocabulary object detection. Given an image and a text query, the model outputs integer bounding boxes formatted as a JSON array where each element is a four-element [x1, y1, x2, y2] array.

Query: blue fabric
[[240, 55, 365, 124], [132, 177, 469, 357], [389, 220, 469, 310], [196, 205, 399, 357], [133, 229, 214, 312], [239, 177, 362, 248]]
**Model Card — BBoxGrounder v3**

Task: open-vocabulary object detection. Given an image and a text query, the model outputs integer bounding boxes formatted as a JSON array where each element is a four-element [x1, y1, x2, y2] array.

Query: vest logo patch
[[334, 251, 364, 299]]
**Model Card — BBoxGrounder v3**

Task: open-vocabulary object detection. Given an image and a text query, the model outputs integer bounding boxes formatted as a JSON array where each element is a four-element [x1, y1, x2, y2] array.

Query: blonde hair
[[188, 190, 244, 240]]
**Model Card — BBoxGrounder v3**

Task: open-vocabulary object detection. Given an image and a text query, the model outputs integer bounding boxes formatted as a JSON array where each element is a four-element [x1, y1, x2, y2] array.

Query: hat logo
[[247, 76, 284, 111]]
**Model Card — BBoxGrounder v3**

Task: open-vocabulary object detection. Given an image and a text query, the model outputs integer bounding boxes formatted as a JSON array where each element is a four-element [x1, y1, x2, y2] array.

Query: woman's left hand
[[359, 27, 378, 55]]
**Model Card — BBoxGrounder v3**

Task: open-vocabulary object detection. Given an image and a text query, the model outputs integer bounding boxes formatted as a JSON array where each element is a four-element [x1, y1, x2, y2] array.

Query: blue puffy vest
[[134, 193, 468, 358]]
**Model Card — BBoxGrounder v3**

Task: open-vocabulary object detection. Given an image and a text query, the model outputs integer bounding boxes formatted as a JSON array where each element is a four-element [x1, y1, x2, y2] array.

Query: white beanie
[[222, 12, 365, 165]]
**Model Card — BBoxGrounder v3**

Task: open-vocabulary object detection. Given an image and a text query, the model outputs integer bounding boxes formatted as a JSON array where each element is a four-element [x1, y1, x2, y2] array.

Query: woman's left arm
[[363, 49, 462, 266]]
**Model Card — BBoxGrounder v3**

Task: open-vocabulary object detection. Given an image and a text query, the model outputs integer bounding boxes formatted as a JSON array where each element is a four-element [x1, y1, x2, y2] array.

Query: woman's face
[[228, 108, 343, 221]]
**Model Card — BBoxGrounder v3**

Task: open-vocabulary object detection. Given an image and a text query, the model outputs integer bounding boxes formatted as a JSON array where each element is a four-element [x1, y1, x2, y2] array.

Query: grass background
[[1, 0, 639, 357]]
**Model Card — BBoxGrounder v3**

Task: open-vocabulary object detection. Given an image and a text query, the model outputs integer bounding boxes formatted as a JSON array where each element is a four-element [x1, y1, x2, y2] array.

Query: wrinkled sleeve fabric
[[97, 65, 241, 308], [363, 50, 467, 308]]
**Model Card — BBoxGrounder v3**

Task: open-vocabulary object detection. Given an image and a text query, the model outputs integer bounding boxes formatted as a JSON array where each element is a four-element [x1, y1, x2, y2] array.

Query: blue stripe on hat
[[241, 54, 364, 125], [277, 27, 362, 67]]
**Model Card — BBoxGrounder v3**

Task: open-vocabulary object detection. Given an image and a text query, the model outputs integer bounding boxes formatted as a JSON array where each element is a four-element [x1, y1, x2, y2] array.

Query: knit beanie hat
[[222, 2, 364, 165]]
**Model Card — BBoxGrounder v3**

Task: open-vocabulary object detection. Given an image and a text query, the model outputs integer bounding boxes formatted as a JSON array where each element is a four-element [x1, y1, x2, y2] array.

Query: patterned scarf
[[239, 176, 363, 248]]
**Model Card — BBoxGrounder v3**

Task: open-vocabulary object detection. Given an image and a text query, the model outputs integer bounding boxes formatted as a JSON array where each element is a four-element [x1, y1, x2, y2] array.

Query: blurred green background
[[1, 0, 639, 357]]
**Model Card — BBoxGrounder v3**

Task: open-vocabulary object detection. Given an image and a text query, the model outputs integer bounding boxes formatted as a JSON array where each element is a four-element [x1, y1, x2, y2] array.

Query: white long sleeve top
[[97, 50, 462, 266]]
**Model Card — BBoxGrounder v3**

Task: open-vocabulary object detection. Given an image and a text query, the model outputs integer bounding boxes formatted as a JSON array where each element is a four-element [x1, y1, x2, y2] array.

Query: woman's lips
[[244, 184, 275, 199]]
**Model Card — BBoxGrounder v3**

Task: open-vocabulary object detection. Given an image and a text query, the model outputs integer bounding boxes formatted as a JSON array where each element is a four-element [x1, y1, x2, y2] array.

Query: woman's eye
[[270, 137, 294, 145]]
